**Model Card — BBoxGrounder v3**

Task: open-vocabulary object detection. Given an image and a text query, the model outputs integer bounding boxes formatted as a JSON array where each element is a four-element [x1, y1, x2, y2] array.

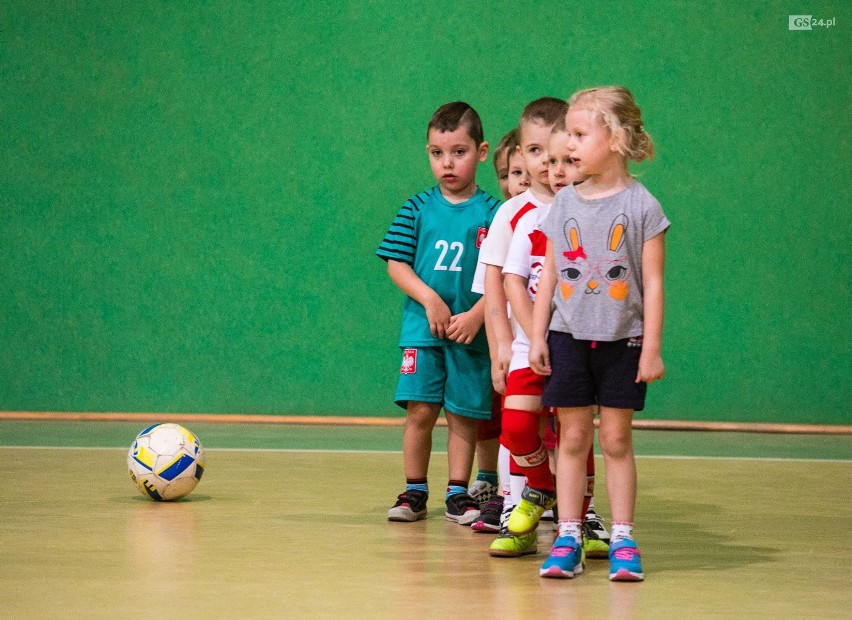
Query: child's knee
[[499, 408, 542, 455], [599, 430, 632, 459], [406, 402, 441, 428], [557, 420, 594, 456], [444, 409, 478, 437]]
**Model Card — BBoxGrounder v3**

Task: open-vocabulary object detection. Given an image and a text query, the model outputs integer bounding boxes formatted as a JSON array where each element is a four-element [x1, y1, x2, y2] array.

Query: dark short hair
[[520, 97, 568, 128], [427, 102, 484, 146]]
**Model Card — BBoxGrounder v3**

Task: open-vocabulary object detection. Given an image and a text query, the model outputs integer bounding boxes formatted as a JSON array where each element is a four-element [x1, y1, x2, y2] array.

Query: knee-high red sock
[[500, 408, 554, 492]]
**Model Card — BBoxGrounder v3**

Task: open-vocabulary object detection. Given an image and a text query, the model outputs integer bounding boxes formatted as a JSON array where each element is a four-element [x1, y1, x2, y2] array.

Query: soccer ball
[[128, 423, 205, 501]]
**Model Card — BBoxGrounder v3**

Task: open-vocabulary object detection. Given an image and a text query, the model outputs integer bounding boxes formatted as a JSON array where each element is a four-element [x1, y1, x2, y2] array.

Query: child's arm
[[484, 264, 513, 393], [446, 297, 485, 345], [636, 232, 666, 383], [387, 259, 451, 339], [529, 240, 557, 376], [504, 274, 533, 339]]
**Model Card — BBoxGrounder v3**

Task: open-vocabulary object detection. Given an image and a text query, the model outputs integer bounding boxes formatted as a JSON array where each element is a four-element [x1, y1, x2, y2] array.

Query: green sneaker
[[488, 528, 538, 557], [507, 486, 556, 535]]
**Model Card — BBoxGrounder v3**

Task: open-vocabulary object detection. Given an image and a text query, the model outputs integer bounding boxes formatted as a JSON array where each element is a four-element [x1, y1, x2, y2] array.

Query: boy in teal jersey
[[377, 102, 501, 525]]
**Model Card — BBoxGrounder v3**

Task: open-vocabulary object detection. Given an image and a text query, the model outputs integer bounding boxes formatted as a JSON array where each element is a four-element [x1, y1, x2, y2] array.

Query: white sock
[[557, 519, 583, 541], [509, 473, 526, 507], [611, 522, 634, 542], [498, 443, 512, 497]]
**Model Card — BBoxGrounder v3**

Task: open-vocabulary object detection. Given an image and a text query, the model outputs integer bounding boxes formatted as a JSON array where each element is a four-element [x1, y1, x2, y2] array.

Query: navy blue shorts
[[541, 331, 647, 412]]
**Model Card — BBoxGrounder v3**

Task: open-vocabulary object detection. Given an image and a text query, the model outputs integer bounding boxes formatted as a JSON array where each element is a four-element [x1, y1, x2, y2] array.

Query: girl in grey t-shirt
[[529, 86, 669, 582]]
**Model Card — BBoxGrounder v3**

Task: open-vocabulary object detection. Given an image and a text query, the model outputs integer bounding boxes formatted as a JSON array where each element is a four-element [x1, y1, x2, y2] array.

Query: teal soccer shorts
[[394, 345, 492, 419]]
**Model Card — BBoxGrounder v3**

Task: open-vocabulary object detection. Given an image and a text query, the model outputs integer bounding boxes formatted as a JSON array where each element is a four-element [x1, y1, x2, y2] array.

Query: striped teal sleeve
[[376, 198, 420, 264]]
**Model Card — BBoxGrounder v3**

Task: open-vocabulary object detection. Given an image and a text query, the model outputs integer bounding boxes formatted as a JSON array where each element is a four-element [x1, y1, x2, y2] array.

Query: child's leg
[[501, 406, 554, 492], [444, 410, 482, 525], [500, 376, 556, 535], [581, 443, 611, 558], [584, 447, 595, 516], [442, 346, 490, 524], [585, 406, 599, 510], [498, 442, 512, 499], [555, 406, 596, 526], [598, 406, 643, 581], [475, 437, 500, 475], [539, 406, 594, 579], [445, 410, 477, 484], [402, 401, 442, 480], [597, 407, 636, 527], [388, 400, 440, 522], [543, 416, 558, 475], [471, 393, 502, 503]]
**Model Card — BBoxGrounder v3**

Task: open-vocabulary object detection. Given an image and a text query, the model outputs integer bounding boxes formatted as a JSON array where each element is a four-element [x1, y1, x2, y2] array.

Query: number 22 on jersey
[[434, 240, 463, 271]]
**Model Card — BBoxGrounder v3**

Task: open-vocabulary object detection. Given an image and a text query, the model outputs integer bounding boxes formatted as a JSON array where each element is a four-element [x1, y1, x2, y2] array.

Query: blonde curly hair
[[568, 86, 655, 162]]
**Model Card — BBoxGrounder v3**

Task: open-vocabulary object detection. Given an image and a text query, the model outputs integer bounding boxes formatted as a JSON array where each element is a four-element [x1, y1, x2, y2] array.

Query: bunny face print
[[541, 182, 670, 342], [558, 215, 630, 302]]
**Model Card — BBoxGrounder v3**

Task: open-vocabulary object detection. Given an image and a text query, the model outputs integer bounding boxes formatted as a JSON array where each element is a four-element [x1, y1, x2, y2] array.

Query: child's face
[[506, 150, 531, 197], [493, 147, 511, 200], [426, 125, 489, 201], [547, 130, 585, 193], [565, 107, 618, 177], [518, 120, 554, 194]]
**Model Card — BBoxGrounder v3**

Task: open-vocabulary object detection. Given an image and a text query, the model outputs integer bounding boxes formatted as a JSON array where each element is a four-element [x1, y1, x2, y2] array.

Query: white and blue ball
[[128, 423, 205, 500]]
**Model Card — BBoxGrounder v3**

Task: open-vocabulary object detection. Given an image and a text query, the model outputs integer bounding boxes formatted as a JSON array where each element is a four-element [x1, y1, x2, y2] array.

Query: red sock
[[500, 408, 554, 492]]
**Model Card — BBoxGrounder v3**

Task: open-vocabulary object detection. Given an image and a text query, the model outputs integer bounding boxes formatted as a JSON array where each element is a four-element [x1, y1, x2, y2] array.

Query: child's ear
[[478, 141, 489, 163], [609, 128, 627, 154]]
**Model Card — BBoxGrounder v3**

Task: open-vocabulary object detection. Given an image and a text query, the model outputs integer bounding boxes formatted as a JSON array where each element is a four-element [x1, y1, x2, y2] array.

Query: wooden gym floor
[[0, 420, 850, 619]]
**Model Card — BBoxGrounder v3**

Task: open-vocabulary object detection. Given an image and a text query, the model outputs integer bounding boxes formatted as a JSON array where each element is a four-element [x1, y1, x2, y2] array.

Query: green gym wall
[[1, 1, 849, 424]]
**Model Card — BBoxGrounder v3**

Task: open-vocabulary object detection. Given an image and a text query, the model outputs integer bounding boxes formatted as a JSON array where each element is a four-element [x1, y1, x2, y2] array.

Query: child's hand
[[490, 341, 512, 393], [491, 363, 507, 393], [636, 350, 665, 384], [528, 337, 551, 376], [446, 310, 484, 345], [424, 296, 452, 339]]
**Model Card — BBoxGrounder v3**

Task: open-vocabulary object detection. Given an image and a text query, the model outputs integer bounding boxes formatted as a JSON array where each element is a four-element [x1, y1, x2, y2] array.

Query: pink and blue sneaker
[[609, 538, 644, 581], [539, 535, 585, 578]]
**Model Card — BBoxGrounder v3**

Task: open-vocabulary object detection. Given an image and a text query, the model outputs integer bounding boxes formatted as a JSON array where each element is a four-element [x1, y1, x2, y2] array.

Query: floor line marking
[[0, 445, 849, 463]]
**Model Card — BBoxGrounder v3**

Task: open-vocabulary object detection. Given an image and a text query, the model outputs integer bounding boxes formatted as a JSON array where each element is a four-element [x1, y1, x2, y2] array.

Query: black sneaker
[[471, 495, 504, 532], [387, 490, 428, 522], [445, 492, 481, 525]]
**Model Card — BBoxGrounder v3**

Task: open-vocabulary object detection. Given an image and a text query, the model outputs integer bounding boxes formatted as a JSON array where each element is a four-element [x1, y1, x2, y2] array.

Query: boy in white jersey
[[499, 119, 612, 559], [485, 105, 611, 558], [470, 128, 533, 532], [469, 128, 522, 519], [474, 98, 568, 556]]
